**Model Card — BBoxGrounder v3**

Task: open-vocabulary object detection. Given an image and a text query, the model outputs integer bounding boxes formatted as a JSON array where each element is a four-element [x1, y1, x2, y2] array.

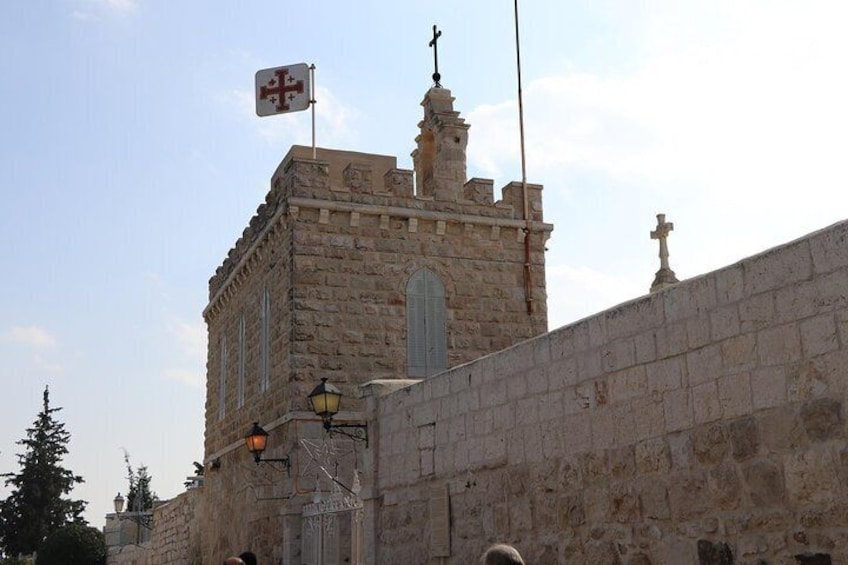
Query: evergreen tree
[[123, 451, 157, 512], [0, 386, 86, 557], [38, 523, 106, 565]]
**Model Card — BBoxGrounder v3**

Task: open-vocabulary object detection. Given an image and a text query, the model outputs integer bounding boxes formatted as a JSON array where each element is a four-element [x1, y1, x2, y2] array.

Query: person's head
[[481, 544, 525, 565], [224, 558, 244, 565], [239, 551, 258, 565]]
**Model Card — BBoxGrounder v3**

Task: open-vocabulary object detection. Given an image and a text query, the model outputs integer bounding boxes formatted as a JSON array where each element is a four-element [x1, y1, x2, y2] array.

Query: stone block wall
[[146, 489, 204, 565], [203, 141, 552, 456], [107, 489, 202, 565], [201, 140, 552, 556], [204, 220, 294, 456], [371, 220, 848, 564], [108, 542, 149, 565], [199, 86, 553, 563]]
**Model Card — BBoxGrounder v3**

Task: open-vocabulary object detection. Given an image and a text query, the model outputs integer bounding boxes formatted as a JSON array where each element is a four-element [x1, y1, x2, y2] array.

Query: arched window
[[407, 268, 447, 377]]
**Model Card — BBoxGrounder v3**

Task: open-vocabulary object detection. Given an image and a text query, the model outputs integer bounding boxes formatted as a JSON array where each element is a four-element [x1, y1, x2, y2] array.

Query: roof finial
[[650, 213, 680, 293], [429, 25, 443, 87]]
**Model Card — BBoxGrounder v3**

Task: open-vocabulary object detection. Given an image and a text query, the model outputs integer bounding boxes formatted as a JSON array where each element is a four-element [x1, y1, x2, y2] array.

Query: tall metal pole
[[514, 0, 534, 315], [310, 64, 317, 160]]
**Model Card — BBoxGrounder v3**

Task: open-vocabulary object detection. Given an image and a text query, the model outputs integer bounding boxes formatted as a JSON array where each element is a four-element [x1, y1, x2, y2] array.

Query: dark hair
[[239, 551, 258, 565], [482, 544, 524, 565]]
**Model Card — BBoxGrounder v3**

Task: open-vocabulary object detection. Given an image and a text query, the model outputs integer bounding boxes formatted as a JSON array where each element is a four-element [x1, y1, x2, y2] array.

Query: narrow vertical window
[[259, 287, 271, 392], [236, 315, 246, 409], [218, 335, 228, 421], [407, 268, 447, 377]]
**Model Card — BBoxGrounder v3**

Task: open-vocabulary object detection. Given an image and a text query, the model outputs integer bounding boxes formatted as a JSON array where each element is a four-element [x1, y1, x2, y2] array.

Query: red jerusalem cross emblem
[[255, 63, 311, 116]]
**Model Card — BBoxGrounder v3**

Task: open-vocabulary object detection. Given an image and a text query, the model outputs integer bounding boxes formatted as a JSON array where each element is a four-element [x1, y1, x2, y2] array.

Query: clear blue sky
[[1, 0, 847, 526]]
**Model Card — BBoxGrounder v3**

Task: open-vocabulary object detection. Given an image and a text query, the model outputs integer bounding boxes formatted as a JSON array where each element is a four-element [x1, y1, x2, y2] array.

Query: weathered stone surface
[[743, 459, 785, 506], [740, 508, 793, 532], [810, 221, 848, 274], [611, 445, 637, 479], [744, 239, 812, 296], [708, 461, 743, 511], [584, 541, 622, 565], [751, 366, 789, 409], [800, 314, 839, 358], [694, 381, 723, 424], [718, 372, 753, 418], [559, 493, 586, 528], [664, 388, 694, 432], [636, 438, 671, 474], [784, 447, 841, 505], [757, 323, 802, 366], [789, 360, 830, 401], [692, 423, 730, 465], [581, 451, 609, 487], [729, 417, 760, 461], [629, 553, 653, 565], [737, 533, 768, 558], [610, 483, 641, 523], [668, 432, 696, 470], [800, 398, 843, 442], [721, 333, 757, 372], [669, 471, 710, 520], [584, 486, 612, 525], [638, 478, 670, 521], [760, 406, 807, 451]]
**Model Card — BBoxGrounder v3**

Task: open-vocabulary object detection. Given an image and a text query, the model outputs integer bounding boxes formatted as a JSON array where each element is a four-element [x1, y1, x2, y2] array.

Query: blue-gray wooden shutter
[[218, 334, 227, 420], [407, 268, 447, 377], [237, 315, 246, 408], [259, 287, 270, 392]]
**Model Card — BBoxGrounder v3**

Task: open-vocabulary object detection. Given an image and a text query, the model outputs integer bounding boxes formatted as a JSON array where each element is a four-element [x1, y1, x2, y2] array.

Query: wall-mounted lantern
[[245, 422, 290, 470], [308, 378, 368, 446]]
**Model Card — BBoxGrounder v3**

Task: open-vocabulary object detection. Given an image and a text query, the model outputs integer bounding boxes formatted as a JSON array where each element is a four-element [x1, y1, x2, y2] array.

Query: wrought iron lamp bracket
[[324, 421, 369, 447]]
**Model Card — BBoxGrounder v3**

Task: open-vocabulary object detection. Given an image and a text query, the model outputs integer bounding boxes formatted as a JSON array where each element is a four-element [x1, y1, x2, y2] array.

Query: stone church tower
[[200, 86, 552, 563]]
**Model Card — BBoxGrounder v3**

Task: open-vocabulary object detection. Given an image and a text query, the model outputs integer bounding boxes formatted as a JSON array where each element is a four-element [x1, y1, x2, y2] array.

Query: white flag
[[255, 63, 311, 117]]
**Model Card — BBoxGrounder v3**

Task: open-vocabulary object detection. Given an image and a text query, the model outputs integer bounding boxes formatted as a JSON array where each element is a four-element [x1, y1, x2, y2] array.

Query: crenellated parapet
[[207, 86, 550, 320], [207, 144, 550, 306]]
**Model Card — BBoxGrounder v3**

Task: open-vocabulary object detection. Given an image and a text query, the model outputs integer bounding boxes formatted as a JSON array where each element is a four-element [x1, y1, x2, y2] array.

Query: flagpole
[[310, 64, 317, 160]]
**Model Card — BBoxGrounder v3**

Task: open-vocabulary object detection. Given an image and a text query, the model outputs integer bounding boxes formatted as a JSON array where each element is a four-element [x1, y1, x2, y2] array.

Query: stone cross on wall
[[650, 213, 680, 293]]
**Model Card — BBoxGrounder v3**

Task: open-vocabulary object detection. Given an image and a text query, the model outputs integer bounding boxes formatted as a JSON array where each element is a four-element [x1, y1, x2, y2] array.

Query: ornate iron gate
[[299, 438, 365, 565], [302, 489, 363, 565]]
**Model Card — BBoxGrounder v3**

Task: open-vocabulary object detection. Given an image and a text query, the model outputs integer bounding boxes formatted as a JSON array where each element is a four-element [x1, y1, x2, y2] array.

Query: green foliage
[[0, 557, 33, 565], [0, 387, 86, 557], [123, 451, 157, 512], [37, 523, 105, 565]]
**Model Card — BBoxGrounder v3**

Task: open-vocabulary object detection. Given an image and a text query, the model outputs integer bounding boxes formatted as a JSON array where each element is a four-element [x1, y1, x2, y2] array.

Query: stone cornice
[[203, 195, 554, 323], [203, 411, 365, 466], [287, 197, 553, 232]]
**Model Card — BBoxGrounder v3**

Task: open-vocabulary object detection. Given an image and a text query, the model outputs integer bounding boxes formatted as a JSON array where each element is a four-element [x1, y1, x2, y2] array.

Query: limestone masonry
[[372, 220, 848, 564], [197, 86, 550, 564], [107, 85, 848, 565]]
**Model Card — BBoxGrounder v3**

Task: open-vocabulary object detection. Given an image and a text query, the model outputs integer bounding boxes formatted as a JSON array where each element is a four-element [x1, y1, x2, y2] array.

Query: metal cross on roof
[[429, 24, 443, 87]]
